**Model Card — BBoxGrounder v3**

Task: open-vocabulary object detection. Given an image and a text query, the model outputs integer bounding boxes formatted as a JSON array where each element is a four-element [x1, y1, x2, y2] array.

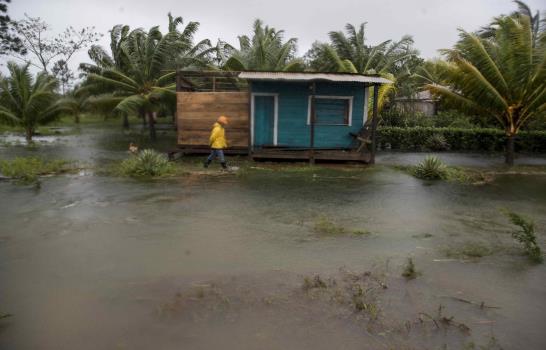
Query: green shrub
[[433, 110, 480, 128], [378, 127, 546, 152], [426, 133, 450, 151], [119, 149, 174, 178], [0, 157, 71, 184], [380, 109, 434, 128], [502, 210, 543, 263], [412, 156, 448, 180]]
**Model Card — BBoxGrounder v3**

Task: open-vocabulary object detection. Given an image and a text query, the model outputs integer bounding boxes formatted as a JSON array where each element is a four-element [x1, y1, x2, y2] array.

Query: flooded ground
[[1, 125, 545, 349]]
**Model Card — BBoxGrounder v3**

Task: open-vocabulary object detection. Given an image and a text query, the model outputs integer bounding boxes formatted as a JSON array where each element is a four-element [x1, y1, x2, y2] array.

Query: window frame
[[307, 95, 353, 126]]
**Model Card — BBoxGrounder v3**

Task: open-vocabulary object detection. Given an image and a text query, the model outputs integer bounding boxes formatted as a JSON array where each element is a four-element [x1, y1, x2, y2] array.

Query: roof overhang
[[238, 71, 392, 85]]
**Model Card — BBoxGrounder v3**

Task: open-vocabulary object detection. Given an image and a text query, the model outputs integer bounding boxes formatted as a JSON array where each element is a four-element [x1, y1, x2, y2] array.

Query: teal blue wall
[[251, 81, 366, 148]]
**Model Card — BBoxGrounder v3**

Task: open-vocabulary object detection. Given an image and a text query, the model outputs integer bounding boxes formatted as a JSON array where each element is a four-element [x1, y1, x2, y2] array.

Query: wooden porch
[[251, 148, 371, 163]]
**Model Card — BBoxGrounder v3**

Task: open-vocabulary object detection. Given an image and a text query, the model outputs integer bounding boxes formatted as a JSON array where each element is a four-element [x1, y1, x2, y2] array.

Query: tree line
[[0, 0, 544, 165]]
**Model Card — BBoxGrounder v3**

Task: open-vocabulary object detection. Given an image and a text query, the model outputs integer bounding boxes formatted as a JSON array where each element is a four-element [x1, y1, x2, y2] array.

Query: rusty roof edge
[[238, 71, 393, 84]]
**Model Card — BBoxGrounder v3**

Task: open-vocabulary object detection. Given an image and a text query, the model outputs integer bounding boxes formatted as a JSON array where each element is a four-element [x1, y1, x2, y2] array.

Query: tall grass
[[0, 157, 72, 184], [503, 210, 543, 263]]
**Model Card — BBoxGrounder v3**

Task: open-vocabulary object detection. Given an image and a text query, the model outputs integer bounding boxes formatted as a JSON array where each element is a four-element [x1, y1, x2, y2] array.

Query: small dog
[[128, 142, 139, 154]]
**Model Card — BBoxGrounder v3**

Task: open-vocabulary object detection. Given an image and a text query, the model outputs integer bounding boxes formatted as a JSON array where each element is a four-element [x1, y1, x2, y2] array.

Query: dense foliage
[[0, 0, 24, 55], [378, 127, 546, 153]]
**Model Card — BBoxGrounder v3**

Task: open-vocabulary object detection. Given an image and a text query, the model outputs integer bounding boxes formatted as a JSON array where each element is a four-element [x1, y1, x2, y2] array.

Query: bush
[[378, 127, 546, 153], [433, 110, 481, 128], [412, 156, 448, 180], [426, 133, 450, 151], [380, 109, 434, 128], [503, 210, 543, 263], [119, 149, 174, 178], [0, 157, 71, 184]]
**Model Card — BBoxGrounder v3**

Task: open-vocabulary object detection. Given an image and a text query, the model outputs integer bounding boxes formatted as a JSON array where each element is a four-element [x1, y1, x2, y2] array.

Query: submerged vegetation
[[313, 216, 370, 236], [444, 241, 496, 259], [118, 149, 175, 178], [406, 156, 489, 184], [0, 157, 74, 184], [402, 258, 419, 279], [503, 210, 543, 263]]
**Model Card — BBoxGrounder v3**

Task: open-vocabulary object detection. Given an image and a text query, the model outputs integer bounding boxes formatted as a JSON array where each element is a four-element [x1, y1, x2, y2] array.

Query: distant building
[[393, 90, 437, 116]]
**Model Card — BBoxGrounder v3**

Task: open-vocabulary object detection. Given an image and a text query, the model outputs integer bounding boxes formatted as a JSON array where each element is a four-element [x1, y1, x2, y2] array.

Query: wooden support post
[[247, 81, 253, 156], [309, 82, 316, 165], [212, 76, 216, 92], [370, 84, 379, 164]]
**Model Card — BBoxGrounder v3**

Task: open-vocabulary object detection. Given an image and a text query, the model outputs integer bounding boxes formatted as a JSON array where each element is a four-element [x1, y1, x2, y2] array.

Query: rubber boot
[[221, 162, 228, 170], [204, 159, 211, 168]]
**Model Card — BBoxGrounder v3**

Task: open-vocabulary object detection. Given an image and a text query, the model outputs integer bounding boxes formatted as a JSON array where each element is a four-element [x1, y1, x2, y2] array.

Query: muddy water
[[1, 126, 546, 349]]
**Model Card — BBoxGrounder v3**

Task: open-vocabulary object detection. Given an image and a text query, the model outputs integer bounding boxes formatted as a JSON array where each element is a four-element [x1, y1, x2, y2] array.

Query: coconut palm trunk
[[122, 114, 130, 129], [506, 134, 516, 166], [147, 111, 156, 141], [25, 128, 33, 142]]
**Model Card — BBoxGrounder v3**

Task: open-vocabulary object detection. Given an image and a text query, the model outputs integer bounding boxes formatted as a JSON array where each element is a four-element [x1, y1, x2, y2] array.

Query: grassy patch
[[117, 149, 175, 178], [313, 216, 370, 236], [444, 241, 494, 259], [302, 275, 328, 291], [502, 209, 543, 263], [398, 156, 490, 184], [0, 157, 75, 184]]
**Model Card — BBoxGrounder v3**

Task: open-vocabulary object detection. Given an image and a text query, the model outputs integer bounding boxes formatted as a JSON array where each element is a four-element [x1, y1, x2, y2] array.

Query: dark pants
[[205, 149, 226, 168]]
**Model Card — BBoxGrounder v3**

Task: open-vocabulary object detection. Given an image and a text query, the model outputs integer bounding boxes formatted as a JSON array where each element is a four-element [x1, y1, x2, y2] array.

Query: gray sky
[[3, 0, 544, 73]]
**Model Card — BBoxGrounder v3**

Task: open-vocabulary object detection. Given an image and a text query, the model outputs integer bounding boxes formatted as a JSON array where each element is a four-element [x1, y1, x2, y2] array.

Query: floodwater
[[1, 126, 546, 349]]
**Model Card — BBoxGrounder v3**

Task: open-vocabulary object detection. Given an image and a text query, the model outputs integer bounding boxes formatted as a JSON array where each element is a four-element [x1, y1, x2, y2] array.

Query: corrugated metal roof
[[238, 71, 392, 84]]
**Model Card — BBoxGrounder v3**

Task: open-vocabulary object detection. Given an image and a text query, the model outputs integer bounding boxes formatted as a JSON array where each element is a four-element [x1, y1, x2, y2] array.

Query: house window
[[307, 96, 353, 126]]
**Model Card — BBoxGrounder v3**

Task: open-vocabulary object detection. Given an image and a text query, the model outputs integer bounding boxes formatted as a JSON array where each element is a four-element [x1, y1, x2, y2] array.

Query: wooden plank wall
[[177, 92, 249, 148]]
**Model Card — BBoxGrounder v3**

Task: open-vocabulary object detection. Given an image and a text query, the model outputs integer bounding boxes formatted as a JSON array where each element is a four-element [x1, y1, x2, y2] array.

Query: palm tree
[[80, 24, 131, 74], [307, 23, 418, 114], [85, 27, 177, 140], [167, 13, 216, 70], [307, 23, 417, 75], [480, 1, 544, 47], [0, 62, 64, 142], [82, 15, 214, 130], [220, 19, 304, 71], [421, 16, 545, 165]]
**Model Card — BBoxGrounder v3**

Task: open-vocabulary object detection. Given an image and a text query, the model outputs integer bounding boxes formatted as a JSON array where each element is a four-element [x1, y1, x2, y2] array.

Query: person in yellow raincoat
[[204, 116, 229, 169]]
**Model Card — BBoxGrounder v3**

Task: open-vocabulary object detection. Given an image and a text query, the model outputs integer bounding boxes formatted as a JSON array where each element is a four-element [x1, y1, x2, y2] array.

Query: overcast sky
[[2, 0, 544, 73]]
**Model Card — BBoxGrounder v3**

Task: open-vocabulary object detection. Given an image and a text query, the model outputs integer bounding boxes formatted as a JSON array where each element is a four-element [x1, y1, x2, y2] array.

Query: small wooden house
[[176, 71, 391, 163]]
